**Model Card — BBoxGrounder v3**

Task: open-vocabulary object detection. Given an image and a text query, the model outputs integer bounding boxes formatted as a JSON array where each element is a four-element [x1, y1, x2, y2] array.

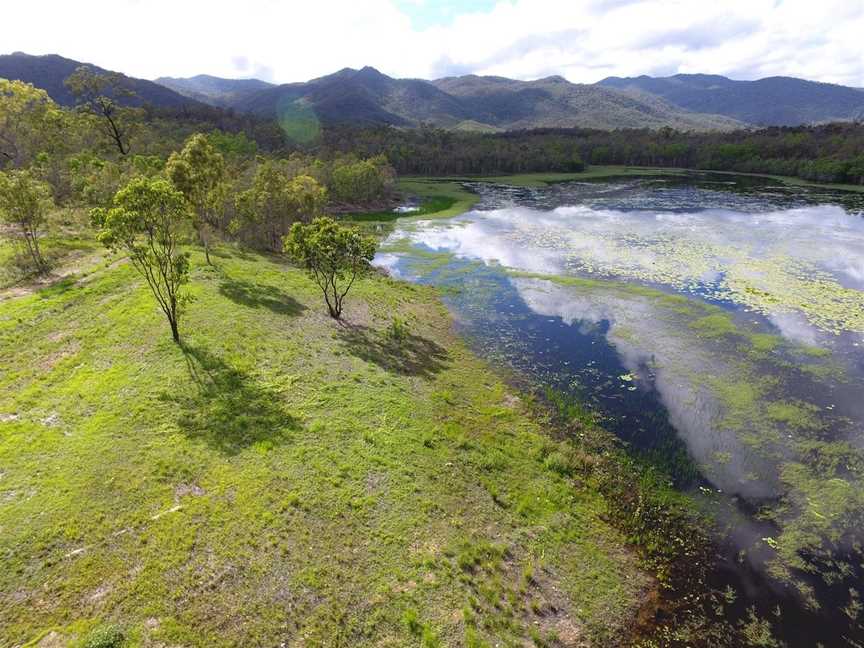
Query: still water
[[375, 174, 864, 646]]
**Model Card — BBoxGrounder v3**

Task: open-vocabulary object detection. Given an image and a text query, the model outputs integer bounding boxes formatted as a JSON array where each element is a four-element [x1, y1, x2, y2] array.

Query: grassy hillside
[[0, 237, 651, 646]]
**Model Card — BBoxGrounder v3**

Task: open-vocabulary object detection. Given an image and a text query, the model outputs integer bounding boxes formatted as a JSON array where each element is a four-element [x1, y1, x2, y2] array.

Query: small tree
[[65, 66, 136, 155], [284, 217, 376, 319], [166, 134, 226, 265], [0, 78, 65, 169], [92, 177, 190, 343], [0, 169, 53, 272]]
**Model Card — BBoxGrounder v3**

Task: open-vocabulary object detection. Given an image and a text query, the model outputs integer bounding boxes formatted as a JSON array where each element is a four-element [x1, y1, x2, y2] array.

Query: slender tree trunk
[[196, 223, 212, 265], [105, 113, 128, 155], [169, 316, 180, 343], [168, 298, 181, 343], [31, 236, 45, 271], [22, 225, 46, 273]]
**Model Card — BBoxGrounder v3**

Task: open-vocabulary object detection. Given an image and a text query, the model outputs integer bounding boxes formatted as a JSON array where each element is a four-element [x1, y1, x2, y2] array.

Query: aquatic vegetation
[[390, 199, 864, 336], [374, 176, 864, 640]]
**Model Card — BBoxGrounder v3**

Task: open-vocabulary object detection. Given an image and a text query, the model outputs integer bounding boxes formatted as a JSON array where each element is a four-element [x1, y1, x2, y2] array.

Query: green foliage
[[330, 156, 389, 204], [206, 130, 257, 158], [386, 316, 410, 342], [65, 66, 141, 156], [166, 133, 226, 263], [283, 216, 376, 318], [0, 168, 54, 271], [91, 176, 190, 341], [323, 123, 864, 186], [0, 77, 65, 169], [80, 624, 125, 648], [234, 160, 327, 251]]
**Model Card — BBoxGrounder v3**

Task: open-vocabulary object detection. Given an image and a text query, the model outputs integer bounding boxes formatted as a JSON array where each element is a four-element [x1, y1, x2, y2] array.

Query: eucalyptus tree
[[234, 160, 327, 251], [92, 177, 191, 343], [0, 169, 54, 272], [284, 217, 376, 319], [65, 66, 136, 155], [0, 79, 64, 168], [166, 134, 227, 265]]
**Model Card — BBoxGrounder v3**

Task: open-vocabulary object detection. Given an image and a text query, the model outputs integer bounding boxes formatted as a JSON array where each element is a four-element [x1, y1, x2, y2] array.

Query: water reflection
[[376, 175, 864, 644], [511, 277, 779, 500]]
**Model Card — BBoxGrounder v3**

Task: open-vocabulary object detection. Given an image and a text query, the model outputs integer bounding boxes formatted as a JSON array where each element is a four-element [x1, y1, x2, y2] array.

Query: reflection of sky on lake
[[375, 178, 864, 644], [511, 277, 779, 499], [388, 199, 864, 339], [378, 191, 864, 496]]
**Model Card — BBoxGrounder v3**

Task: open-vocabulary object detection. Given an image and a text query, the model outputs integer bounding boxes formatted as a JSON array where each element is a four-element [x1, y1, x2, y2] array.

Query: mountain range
[[3, 52, 864, 132], [597, 73, 864, 126], [164, 66, 742, 131]]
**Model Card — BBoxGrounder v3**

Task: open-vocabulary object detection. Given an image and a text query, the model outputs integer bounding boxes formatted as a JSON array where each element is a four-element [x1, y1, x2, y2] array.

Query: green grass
[[467, 166, 864, 192], [0, 243, 650, 647], [343, 196, 462, 223], [395, 178, 481, 218]]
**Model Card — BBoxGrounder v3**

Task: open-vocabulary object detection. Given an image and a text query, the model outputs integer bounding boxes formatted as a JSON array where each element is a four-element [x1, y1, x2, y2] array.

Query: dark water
[[376, 174, 864, 646]]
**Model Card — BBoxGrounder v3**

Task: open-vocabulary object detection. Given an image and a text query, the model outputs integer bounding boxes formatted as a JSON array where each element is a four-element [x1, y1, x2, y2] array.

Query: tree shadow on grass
[[335, 323, 449, 378], [169, 345, 300, 455], [210, 247, 256, 262], [218, 273, 306, 316]]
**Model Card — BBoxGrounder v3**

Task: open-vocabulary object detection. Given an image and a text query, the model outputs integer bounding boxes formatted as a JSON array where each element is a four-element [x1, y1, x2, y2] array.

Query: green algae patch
[[765, 401, 821, 431], [690, 314, 738, 339]]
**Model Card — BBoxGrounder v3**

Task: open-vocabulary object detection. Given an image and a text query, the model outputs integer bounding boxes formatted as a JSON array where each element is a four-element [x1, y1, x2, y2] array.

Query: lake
[[375, 174, 864, 646]]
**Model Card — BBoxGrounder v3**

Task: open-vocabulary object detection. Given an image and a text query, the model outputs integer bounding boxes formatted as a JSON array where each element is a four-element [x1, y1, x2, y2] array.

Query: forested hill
[[155, 74, 275, 108], [156, 66, 745, 132], [598, 73, 864, 126], [0, 52, 204, 108]]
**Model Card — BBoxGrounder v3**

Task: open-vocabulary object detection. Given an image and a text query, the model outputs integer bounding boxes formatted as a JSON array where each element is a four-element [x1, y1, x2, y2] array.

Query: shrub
[[81, 624, 124, 648]]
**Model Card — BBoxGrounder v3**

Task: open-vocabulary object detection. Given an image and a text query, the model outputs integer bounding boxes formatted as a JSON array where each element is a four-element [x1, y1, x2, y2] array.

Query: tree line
[[319, 123, 864, 185]]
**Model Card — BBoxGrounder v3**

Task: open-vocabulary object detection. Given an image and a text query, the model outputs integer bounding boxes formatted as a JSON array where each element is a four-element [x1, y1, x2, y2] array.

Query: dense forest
[[321, 123, 864, 184]]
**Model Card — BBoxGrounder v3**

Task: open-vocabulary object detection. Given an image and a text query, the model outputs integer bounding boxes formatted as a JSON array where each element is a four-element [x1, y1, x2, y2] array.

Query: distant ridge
[[598, 73, 864, 126], [155, 74, 274, 108], [0, 52, 205, 108], [158, 66, 745, 132]]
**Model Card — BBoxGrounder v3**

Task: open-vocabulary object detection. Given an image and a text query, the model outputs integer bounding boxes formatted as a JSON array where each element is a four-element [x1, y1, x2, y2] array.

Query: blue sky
[[394, 0, 499, 29], [4, 0, 863, 86]]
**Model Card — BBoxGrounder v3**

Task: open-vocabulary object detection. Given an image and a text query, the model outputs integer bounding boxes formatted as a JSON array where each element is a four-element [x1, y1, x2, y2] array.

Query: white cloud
[[3, 0, 863, 85]]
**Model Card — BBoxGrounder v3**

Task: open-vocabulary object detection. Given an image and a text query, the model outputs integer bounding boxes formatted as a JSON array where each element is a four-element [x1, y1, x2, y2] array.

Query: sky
[[5, 0, 864, 86]]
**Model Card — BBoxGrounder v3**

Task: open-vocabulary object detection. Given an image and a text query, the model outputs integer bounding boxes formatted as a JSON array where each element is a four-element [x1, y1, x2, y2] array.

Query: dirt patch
[[552, 617, 588, 647], [40, 340, 81, 371], [0, 250, 112, 302], [40, 412, 61, 427], [86, 581, 113, 604], [174, 483, 206, 501], [36, 630, 66, 648]]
